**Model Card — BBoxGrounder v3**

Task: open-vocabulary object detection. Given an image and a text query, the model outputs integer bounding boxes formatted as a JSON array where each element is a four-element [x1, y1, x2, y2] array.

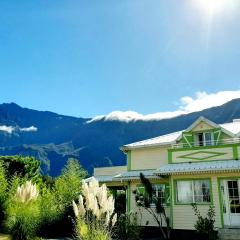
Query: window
[[137, 184, 169, 206], [195, 132, 214, 146], [176, 179, 211, 204], [152, 184, 166, 205]]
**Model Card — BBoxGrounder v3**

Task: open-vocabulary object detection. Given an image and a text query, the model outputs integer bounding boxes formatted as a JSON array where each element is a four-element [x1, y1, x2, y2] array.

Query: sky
[[0, 0, 240, 119]]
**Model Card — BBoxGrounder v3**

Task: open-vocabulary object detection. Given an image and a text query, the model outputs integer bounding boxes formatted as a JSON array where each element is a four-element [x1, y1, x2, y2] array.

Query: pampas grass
[[73, 178, 117, 240]]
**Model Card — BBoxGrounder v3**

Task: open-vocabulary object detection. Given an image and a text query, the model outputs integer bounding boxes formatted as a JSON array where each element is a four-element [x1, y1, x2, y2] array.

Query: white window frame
[[151, 184, 166, 206], [176, 179, 211, 204], [195, 132, 214, 147]]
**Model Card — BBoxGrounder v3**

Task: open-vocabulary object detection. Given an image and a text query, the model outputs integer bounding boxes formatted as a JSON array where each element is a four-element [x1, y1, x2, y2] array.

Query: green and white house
[[91, 116, 240, 232]]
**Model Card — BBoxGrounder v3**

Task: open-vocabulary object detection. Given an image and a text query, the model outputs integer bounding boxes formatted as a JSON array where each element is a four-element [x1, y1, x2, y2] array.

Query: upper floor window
[[195, 132, 214, 146]]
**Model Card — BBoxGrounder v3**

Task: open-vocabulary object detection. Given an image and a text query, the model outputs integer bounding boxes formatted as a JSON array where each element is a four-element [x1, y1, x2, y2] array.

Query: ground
[[0, 234, 10, 240]]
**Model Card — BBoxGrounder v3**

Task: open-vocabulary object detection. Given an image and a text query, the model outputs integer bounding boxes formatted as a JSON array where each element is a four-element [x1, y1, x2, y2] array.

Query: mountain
[[0, 99, 239, 176]]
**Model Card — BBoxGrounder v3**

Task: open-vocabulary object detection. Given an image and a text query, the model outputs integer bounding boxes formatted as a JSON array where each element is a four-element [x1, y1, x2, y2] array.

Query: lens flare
[[195, 0, 236, 17]]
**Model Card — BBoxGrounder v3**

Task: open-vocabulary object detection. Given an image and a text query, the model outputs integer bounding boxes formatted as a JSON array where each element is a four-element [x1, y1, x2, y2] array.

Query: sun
[[195, 0, 235, 17]]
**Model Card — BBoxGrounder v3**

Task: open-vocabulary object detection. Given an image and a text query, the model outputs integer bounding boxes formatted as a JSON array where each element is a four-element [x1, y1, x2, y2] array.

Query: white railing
[[171, 138, 240, 149]]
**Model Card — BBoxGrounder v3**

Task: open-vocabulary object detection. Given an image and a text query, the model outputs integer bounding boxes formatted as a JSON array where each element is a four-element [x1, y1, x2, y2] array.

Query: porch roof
[[85, 175, 122, 183], [86, 169, 162, 184], [114, 169, 161, 181], [155, 160, 240, 175]]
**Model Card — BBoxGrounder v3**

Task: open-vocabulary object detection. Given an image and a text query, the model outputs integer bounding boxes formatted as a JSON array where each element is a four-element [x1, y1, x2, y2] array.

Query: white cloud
[[179, 91, 240, 112], [0, 125, 38, 134], [87, 90, 240, 123], [20, 126, 38, 132], [0, 125, 15, 134]]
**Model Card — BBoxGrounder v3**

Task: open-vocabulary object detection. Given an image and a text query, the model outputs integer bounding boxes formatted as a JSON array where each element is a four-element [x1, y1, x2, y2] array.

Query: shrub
[[192, 204, 217, 240], [114, 212, 141, 240], [0, 163, 7, 227], [132, 173, 171, 240], [37, 185, 61, 237]]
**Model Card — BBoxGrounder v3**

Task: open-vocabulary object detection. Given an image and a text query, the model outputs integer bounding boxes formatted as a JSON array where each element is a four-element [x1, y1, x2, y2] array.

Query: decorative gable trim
[[177, 150, 227, 161], [176, 117, 234, 142], [185, 116, 219, 132]]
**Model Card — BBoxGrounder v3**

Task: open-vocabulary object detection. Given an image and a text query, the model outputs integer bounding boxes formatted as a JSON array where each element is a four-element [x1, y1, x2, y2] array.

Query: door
[[220, 180, 240, 226]]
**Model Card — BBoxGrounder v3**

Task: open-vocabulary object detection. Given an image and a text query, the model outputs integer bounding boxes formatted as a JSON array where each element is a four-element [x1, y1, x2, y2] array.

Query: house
[[89, 116, 240, 234]]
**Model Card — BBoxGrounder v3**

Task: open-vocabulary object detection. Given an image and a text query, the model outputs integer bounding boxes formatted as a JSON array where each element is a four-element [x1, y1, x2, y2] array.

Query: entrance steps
[[218, 228, 240, 240]]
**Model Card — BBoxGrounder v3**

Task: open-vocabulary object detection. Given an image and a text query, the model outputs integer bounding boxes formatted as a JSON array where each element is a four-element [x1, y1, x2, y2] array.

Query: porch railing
[[171, 138, 240, 149]]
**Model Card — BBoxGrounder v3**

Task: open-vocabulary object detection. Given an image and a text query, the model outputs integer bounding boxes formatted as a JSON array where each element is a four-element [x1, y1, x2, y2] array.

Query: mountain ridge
[[0, 99, 239, 175]]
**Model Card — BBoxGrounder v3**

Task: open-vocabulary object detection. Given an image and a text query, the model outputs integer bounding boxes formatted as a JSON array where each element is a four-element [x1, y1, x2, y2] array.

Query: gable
[[191, 121, 215, 132]]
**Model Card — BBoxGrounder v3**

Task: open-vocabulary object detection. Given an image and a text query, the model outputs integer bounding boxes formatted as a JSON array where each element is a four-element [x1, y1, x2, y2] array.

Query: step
[[218, 228, 240, 240]]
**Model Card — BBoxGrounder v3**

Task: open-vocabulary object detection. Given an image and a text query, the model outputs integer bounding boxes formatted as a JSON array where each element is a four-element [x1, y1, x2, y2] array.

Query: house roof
[[220, 121, 240, 136], [122, 117, 240, 150], [121, 131, 183, 150], [155, 160, 240, 175]]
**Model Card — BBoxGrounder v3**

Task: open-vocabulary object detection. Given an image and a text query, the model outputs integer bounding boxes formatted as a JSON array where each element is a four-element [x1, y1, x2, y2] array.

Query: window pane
[[227, 180, 240, 213], [204, 132, 213, 146], [176, 181, 193, 203], [194, 180, 211, 203], [196, 133, 204, 146]]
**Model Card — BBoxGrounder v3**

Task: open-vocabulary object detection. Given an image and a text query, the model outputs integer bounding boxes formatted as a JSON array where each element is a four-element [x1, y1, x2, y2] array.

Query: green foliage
[[192, 204, 217, 240], [0, 163, 8, 227], [75, 218, 110, 240], [39, 186, 58, 221], [114, 212, 141, 240], [4, 183, 41, 240], [133, 173, 171, 240], [0, 155, 40, 181], [114, 190, 126, 214], [0, 156, 88, 239], [55, 158, 87, 209]]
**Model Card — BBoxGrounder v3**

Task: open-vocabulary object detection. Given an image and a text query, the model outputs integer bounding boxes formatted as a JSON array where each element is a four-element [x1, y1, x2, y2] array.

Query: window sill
[[174, 202, 211, 206]]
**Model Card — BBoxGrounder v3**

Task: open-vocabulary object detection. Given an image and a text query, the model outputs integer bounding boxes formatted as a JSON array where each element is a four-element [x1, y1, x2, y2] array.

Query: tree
[[55, 158, 87, 208], [132, 173, 171, 240], [0, 155, 40, 181]]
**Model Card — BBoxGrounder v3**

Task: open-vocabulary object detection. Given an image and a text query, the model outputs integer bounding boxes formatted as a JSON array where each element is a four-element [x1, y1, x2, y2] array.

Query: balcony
[[171, 138, 240, 149], [169, 138, 240, 163]]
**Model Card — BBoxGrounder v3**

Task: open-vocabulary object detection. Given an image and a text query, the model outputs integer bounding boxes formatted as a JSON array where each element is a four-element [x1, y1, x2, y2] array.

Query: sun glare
[[195, 0, 236, 17]]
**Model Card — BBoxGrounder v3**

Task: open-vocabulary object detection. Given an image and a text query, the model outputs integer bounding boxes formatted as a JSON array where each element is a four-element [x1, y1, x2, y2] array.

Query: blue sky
[[0, 0, 240, 119]]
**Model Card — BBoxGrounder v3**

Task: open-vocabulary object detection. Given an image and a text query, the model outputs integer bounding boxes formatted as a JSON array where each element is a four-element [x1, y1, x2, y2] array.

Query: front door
[[220, 180, 240, 227]]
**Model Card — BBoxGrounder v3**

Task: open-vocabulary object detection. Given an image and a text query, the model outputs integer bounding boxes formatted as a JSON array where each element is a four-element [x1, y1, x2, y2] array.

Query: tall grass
[[73, 178, 117, 240], [5, 181, 40, 240]]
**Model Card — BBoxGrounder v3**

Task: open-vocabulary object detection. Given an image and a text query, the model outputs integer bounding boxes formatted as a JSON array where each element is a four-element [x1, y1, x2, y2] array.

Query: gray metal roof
[[155, 160, 240, 175], [121, 118, 240, 150], [86, 170, 161, 183], [85, 175, 122, 183], [114, 169, 161, 181]]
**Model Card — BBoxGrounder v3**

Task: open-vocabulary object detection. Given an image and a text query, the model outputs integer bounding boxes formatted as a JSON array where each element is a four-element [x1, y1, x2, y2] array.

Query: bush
[[0, 163, 7, 228], [37, 185, 61, 237], [114, 212, 141, 240], [192, 204, 217, 240]]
